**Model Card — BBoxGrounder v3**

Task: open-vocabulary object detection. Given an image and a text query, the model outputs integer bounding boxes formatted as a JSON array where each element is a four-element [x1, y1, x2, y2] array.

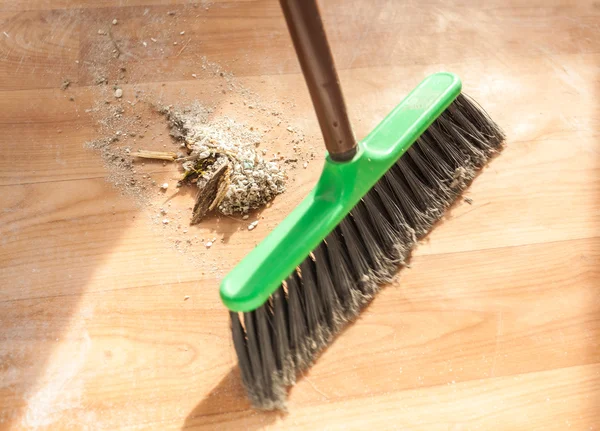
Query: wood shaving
[[132, 150, 177, 161], [190, 155, 230, 224]]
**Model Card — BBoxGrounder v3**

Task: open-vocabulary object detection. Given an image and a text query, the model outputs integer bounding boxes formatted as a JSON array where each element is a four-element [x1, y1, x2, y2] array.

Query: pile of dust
[[162, 103, 287, 219]]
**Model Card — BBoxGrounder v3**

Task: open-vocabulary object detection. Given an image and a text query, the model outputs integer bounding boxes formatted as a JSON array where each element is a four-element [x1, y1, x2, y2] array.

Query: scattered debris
[[107, 26, 123, 58], [82, 21, 311, 269], [184, 295, 190, 301], [450, 167, 468, 189], [114, 88, 123, 98], [464, 197, 473, 205], [161, 183, 169, 190], [248, 220, 259, 231], [112, 19, 118, 25], [61, 79, 71, 90], [175, 39, 191, 57], [303, 161, 308, 169]]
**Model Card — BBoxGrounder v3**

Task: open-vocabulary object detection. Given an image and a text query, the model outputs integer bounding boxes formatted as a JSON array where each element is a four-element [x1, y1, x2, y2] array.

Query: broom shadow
[[181, 368, 280, 430]]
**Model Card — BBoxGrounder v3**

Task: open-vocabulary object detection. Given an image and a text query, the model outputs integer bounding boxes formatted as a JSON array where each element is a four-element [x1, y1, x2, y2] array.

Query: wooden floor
[[1, 0, 599, 429]]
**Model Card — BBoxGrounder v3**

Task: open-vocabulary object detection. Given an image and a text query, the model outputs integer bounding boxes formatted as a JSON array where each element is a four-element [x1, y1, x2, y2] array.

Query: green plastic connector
[[221, 72, 462, 312]]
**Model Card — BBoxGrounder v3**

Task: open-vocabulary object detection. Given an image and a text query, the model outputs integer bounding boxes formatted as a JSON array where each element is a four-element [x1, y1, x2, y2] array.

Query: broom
[[220, 0, 505, 410]]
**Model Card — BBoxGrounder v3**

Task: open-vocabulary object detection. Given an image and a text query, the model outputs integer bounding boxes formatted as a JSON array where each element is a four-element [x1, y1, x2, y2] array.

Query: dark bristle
[[351, 201, 397, 283], [426, 124, 474, 178], [362, 192, 403, 262], [242, 311, 266, 404], [452, 93, 505, 149], [230, 92, 505, 410], [286, 273, 309, 370], [272, 288, 294, 385], [414, 133, 456, 186], [371, 180, 417, 256], [255, 305, 277, 401], [313, 244, 344, 330], [324, 230, 364, 314], [397, 158, 446, 218], [230, 311, 253, 388], [338, 217, 377, 295], [437, 115, 488, 167], [299, 258, 331, 353], [384, 167, 433, 236]]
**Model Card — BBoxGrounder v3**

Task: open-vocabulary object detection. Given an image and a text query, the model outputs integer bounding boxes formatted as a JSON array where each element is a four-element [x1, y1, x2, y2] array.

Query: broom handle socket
[[279, 0, 357, 162]]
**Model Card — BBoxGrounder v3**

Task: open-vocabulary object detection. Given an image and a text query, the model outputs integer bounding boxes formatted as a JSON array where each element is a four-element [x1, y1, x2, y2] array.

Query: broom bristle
[[230, 93, 505, 410]]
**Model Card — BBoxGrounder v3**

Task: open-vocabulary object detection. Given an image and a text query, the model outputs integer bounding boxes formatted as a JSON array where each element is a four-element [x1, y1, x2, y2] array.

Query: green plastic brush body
[[221, 72, 462, 312]]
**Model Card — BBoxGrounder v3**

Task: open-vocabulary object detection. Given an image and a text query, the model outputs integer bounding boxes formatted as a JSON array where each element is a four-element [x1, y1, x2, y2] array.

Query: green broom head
[[220, 72, 505, 410]]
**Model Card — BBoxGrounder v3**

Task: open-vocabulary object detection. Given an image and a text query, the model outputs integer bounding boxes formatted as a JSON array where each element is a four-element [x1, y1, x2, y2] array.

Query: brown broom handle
[[279, 0, 357, 161]]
